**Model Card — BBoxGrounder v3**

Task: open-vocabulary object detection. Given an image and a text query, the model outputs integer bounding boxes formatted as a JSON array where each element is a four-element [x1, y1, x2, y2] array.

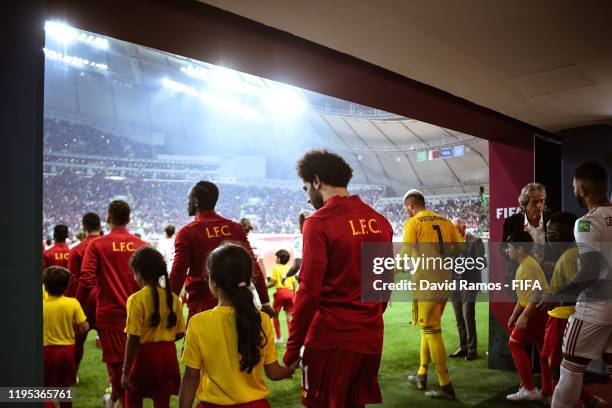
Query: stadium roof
[[199, 0, 612, 133], [43, 23, 488, 196]]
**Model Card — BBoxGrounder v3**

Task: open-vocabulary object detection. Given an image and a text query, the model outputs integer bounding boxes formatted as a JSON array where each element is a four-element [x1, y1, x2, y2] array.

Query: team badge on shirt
[[577, 219, 591, 232]]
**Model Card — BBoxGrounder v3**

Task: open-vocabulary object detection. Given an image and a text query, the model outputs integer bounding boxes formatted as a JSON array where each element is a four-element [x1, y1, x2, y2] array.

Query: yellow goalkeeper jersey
[[402, 210, 464, 300]]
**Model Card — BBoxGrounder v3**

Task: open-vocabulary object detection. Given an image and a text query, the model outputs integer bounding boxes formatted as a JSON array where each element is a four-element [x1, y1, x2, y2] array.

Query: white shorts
[[562, 316, 612, 360]]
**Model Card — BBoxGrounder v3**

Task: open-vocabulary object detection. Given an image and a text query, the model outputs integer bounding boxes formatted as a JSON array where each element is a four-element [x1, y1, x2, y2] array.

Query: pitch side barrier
[[360, 242, 612, 304]]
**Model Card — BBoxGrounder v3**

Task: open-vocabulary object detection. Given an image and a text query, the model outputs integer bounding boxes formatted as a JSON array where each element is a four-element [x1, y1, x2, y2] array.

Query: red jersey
[[66, 235, 98, 297], [42, 243, 71, 270], [169, 211, 270, 306], [66, 235, 99, 326], [75, 227, 147, 331], [283, 195, 393, 365]]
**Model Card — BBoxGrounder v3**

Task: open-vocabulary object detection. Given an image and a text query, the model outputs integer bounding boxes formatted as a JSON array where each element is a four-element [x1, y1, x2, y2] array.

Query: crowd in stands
[[375, 197, 487, 236], [43, 118, 487, 239], [43, 173, 386, 240], [44, 155, 218, 180], [43, 171, 487, 242], [44, 117, 157, 158]]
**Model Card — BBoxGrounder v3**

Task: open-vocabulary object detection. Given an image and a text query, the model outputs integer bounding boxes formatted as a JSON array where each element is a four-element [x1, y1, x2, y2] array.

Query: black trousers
[[452, 290, 477, 355]]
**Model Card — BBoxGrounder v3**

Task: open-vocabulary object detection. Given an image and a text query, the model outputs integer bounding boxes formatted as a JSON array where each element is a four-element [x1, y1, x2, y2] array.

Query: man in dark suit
[[502, 183, 555, 284], [450, 218, 486, 361]]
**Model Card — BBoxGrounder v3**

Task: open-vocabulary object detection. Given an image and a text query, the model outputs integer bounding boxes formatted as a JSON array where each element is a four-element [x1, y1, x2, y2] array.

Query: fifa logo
[[496, 207, 521, 219], [511, 280, 543, 291]]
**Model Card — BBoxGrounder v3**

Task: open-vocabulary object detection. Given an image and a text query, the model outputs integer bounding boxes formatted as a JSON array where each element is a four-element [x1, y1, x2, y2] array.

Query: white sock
[[551, 361, 586, 408]]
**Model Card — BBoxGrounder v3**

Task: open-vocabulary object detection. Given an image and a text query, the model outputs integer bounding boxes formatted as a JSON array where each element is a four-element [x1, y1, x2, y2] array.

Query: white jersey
[[157, 237, 175, 273], [573, 204, 612, 325], [293, 235, 303, 259], [247, 234, 264, 261]]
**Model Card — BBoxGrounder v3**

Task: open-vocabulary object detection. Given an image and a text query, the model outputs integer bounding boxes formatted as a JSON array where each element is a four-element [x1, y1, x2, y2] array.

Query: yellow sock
[[425, 326, 450, 386], [418, 327, 430, 375]]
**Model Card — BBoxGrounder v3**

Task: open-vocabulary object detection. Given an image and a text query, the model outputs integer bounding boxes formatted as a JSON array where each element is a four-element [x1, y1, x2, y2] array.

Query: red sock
[[273, 316, 281, 339], [508, 340, 535, 390], [107, 362, 125, 404]]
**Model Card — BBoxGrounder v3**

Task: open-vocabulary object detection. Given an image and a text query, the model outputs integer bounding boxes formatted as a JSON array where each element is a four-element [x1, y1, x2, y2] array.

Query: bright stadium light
[[43, 48, 108, 71], [180, 65, 210, 82], [263, 86, 307, 117], [199, 91, 263, 121], [208, 66, 261, 97], [181, 64, 262, 98], [162, 77, 263, 121], [45, 21, 109, 49], [162, 77, 199, 97]]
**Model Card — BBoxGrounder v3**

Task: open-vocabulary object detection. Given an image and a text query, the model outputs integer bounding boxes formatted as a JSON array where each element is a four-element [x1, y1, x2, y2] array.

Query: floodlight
[[45, 21, 109, 49], [263, 86, 307, 117], [43, 48, 108, 71]]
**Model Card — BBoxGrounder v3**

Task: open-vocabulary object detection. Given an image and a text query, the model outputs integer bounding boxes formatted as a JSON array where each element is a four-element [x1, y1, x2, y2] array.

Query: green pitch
[[72, 298, 543, 407]]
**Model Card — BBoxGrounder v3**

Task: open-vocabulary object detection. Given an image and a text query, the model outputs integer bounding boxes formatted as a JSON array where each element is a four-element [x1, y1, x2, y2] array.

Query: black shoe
[[425, 383, 456, 400], [465, 353, 478, 361], [449, 349, 467, 358], [408, 373, 427, 390]]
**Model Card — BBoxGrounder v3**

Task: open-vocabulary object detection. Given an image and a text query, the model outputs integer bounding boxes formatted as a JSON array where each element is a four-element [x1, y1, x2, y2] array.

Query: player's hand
[[283, 358, 301, 378], [507, 314, 517, 329], [121, 372, 130, 389], [261, 305, 276, 318], [289, 357, 301, 371], [516, 314, 528, 330]]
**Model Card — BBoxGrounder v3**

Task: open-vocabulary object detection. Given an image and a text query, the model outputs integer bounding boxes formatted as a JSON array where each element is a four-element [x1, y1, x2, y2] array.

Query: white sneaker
[[103, 393, 113, 408], [506, 386, 542, 401]]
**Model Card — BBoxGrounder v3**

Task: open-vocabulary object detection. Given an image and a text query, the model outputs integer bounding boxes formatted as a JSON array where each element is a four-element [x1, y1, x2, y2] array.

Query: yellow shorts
[[413, 300, 446, 327]]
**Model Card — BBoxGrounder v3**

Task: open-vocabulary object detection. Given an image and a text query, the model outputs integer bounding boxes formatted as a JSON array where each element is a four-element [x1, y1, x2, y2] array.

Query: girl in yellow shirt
[[121, 247, 186, 408], [179, 243, 298, 408]]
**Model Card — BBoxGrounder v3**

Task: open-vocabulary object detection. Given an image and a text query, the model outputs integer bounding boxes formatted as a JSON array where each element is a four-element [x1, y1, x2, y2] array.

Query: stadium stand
[[43, 173, 385, 238], [43, 171, 486, 240], [44, 117, 157, 158], [375, 197, 487, 236]]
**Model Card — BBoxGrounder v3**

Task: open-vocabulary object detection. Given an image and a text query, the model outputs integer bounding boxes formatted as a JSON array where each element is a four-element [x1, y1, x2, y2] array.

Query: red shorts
[[198, 400, 270, 408], [126, 342, 180, 402], [541, 316, 567, 368], [187, 297, 218, 322], [510, 309, 548, 346], [300, 347, 382, 408], [98, 328, 127, 364], [44, 345, 76, 387], [273, 289, 295, 313]]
